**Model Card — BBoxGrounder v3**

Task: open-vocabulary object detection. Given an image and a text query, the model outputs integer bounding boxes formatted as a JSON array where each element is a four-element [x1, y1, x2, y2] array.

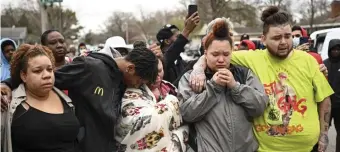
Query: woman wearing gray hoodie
[[178, 20, 268, 152]]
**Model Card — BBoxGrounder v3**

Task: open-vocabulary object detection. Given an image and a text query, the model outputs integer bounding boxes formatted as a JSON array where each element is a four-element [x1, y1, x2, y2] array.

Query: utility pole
[[125, 22, 129, 44], [309, 0, 315, 32], [59, 2, 63, 33], [39, 0, 49, 34], [39, 0, 63, 34]]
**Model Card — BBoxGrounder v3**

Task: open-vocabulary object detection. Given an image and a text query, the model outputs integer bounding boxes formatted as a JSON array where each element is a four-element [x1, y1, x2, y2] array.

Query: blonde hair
[[206, 17, 234, 35], [204, 20, 232, 50]]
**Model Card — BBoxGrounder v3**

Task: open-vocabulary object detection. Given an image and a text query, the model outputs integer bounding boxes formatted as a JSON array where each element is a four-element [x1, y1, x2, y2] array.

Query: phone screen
[[188, 5, 198, 17]]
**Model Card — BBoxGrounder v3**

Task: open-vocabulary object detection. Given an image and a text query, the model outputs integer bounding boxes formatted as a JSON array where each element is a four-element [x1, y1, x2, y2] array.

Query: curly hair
[[10, 44, 55, 89]]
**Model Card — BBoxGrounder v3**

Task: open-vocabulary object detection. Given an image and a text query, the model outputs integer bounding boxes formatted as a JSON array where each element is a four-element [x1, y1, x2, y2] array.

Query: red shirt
[[308, 52, 323, 64], [308, 52, 327, 79]]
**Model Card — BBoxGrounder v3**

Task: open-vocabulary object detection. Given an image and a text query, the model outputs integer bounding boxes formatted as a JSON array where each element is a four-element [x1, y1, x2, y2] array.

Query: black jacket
[[173, 60, 197, 87], [2, 53, 126, 152], [163, 34, 189, 84], [324, 39, 340, 108], [172, 42, 205, 87]]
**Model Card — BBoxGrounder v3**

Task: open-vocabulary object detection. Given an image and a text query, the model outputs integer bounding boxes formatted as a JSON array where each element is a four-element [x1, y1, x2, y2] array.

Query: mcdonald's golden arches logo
[[94, 86, 104, 96]]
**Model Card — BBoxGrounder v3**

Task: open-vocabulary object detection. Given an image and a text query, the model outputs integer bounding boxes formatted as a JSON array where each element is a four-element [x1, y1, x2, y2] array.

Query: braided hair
[[124, 41, 159, 83]]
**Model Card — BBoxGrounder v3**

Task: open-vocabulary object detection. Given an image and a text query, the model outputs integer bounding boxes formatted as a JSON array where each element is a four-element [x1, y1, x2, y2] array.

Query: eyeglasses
[[292, 34, 301, 38]]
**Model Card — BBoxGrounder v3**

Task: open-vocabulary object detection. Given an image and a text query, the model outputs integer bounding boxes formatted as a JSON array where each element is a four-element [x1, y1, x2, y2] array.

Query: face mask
[[293, 37, 300, 48]]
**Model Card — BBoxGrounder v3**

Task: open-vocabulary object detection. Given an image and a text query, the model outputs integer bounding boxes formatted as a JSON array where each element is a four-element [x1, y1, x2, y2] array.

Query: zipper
[[226, 91, 234, 151]]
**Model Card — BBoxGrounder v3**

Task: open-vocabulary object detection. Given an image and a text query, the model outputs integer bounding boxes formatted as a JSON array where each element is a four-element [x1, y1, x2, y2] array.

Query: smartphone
[[299, 37, 309, 45], [188, 5, 198, 17]]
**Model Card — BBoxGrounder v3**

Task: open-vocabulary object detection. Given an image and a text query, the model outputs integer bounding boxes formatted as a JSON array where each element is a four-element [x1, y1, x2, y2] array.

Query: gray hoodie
[[178, 67, 268, 152]]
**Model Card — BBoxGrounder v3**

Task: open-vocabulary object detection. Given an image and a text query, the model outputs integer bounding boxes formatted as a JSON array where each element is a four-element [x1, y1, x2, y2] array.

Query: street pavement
[[327, 120, 336, 152]]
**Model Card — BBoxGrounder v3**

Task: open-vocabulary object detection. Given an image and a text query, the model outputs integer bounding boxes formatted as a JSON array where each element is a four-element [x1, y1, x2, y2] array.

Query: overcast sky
[[1, 0, 183, 33]]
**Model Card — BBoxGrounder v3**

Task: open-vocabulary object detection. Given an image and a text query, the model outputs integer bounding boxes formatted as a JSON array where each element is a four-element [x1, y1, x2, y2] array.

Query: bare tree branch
[[1, 2, 83, 43]]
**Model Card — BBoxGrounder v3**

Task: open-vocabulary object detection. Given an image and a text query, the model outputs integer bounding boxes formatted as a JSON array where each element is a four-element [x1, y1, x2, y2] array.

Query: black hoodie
[[324, 39, 340, 108], [57, 53, 126, 152], [163, 34, 189, 84]]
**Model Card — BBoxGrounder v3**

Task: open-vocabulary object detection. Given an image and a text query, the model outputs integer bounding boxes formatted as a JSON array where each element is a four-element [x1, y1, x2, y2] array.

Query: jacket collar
[[12, 84, 26, 99], [12, 83, 72, 105]]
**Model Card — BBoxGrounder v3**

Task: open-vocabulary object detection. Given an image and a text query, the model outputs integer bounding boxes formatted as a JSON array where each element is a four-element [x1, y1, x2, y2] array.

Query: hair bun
[[133, 41, 147, 49], [212, 20, 229, 38], [261, 6, 280, 22]]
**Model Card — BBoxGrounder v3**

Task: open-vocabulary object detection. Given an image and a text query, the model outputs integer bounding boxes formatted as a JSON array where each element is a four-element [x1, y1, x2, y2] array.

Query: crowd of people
[[0, 4, 339, 152]]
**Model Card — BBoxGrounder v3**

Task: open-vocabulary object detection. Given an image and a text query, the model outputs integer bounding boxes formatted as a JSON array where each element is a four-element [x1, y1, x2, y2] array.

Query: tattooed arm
[[317, 97, 331, 152]]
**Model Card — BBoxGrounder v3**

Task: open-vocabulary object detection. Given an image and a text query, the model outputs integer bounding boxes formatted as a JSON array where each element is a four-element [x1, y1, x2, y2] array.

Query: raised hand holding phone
[[184, 12, 200, 34], [183, 5, 199, 37]]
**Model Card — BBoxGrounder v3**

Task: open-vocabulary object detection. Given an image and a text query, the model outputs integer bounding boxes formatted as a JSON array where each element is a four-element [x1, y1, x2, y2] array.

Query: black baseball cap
[[156, 24, 179, 44]]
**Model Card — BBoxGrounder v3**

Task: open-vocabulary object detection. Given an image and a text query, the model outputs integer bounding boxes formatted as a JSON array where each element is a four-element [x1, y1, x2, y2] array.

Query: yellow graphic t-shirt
[[231, 50, 334, 152]]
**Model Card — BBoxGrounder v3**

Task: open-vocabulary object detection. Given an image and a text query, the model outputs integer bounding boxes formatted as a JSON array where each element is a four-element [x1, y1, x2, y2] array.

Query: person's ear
[[164, 39, 170, 45], [20, 71, 27, 83], [261, 35, 266, 46], [126, 64, 136, 75]]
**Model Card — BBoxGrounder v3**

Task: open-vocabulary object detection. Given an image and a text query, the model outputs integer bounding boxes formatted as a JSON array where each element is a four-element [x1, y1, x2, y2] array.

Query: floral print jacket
[[115, 82, 188, 152]]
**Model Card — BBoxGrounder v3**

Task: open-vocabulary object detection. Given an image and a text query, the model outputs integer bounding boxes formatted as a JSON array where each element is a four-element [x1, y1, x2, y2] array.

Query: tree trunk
[[309, 0, 315, 32], [210, 0, 217, 19], [38, 0, 48, 34]]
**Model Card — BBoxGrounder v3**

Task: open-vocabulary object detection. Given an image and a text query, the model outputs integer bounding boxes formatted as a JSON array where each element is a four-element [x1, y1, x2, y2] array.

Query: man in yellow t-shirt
[[189, 6, 333, 152], [231, 49, 332, 151]]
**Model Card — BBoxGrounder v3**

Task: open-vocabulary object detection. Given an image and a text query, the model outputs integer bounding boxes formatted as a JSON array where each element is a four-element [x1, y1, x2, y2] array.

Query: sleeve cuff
[[209, 79, 225, 92], [231, 82, 241, 94], [178, 34, 189, 44]]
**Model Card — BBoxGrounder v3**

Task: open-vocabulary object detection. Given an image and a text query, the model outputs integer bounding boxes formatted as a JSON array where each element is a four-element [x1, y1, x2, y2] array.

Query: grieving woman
[[178, 20, 269, 152], [115, 42, 188, 152], [1, 44, 80, 152]]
